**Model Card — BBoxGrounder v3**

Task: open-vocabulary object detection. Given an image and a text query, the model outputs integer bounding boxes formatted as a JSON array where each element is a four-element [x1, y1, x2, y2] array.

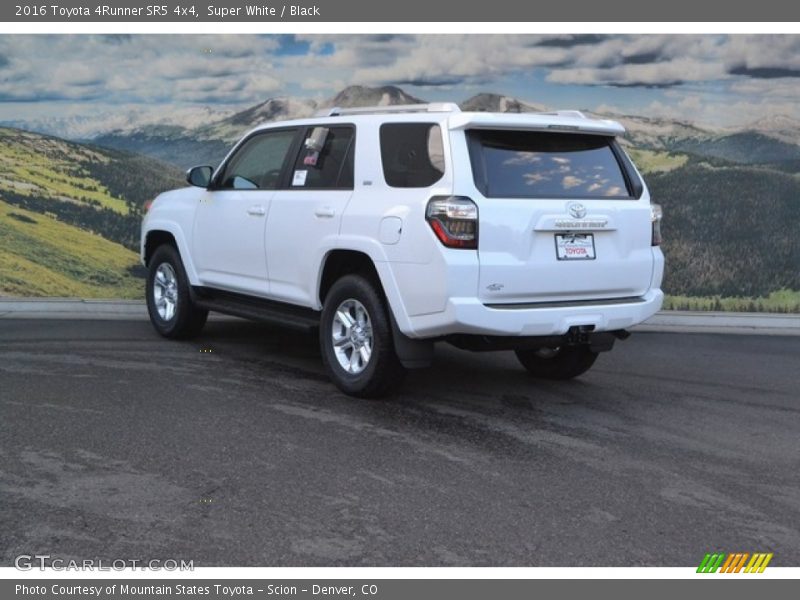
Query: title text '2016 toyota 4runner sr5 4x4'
[[141, 103, 664, 397]]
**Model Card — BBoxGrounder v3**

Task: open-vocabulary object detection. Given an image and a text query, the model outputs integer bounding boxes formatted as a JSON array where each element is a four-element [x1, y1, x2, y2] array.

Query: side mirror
[[186, 165, 213, 188]]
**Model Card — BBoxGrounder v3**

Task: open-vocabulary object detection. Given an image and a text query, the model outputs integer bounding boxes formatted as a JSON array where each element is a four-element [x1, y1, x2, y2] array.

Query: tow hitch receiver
[[564, 325, 615, 352], [566, 325, 595, 344]]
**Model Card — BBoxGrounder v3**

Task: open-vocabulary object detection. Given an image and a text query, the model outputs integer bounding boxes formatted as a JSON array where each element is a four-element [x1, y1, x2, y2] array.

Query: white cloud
[[0, 35, 283, 104], [0, 34, 799, 131], [725, 35, 800, 73], [547, 59, 725, 87]]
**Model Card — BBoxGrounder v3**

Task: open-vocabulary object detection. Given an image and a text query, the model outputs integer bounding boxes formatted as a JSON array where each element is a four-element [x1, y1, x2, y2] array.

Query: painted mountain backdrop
[[1, 85, 799, 309]]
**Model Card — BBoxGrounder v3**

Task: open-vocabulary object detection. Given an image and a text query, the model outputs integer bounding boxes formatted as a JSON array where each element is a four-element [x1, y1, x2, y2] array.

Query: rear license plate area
[[555, 233, 596, 260]]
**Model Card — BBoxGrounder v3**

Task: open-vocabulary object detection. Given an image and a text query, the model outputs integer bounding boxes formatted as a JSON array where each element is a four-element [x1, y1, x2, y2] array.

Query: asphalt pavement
[[1, 318, 798, 566]]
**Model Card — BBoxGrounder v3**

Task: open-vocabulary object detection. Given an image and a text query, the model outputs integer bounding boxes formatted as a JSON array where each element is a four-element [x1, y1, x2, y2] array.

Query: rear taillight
[[426, 196, 478, 249], [143, 199, 155, 214], [650, 203, 663, 246]]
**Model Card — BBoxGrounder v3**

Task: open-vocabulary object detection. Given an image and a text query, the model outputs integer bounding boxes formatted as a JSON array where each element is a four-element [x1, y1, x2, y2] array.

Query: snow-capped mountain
[[186, 86, 424, 144], [13, 85, 799, 169], [1, 105, 238, 141], [741, 114, 800, 145], [325, 85, 424, 109], [460, 93, 547, 113], [195, 97, 318, 143], [88, 86, 427, 168], [590, 113, 800, 163], [604, 115, 717, 149]]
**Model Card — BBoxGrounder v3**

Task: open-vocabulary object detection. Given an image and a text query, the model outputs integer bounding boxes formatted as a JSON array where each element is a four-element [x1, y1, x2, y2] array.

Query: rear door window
[[290, 125, 355, 190], [468, 130, 633, 199]]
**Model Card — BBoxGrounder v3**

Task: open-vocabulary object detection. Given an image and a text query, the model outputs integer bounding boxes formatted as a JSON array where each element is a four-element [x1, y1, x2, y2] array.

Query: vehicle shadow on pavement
[[192, 319, 602, 415]]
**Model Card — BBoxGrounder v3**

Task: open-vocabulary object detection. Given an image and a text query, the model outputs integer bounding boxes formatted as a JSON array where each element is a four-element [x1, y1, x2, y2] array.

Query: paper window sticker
[[292, 170, 308, 186]]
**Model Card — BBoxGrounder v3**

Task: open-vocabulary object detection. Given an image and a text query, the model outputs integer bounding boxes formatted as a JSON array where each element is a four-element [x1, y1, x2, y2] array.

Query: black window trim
[[209, 126, 303, 192], [283, 123, 357, 192], [610, 139, 644, 199], [466, 129, 642, 200], [379, 121, 446, 189]]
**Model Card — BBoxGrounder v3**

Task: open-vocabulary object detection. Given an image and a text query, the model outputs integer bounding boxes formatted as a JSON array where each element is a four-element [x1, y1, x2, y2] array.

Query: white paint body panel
[[192, 189, 271, 296], [141, 110, 664, 340], [267, 188, 352, 306]]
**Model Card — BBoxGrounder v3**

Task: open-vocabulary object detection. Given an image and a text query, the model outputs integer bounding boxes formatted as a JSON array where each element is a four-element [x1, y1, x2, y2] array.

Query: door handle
[[247, 205, 266, 216], [314, 206, 336, 218]]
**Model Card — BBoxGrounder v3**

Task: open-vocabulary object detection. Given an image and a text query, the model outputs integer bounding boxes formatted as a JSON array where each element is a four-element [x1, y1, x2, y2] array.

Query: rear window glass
[[468, 130, 631, 199], [380, 123, 445, 188]]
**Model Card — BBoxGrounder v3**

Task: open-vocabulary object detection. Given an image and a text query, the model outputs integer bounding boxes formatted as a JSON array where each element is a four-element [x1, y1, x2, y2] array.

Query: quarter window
[[380, 123, 445, 188]]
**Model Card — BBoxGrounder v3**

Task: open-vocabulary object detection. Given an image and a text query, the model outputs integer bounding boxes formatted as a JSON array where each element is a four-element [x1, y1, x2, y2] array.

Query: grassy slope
[[0, 128, 129, 213], [0, 127, 185, 300], [663, 289, 800, 313], [627, 149, 688, 174], [0, 200, 142, 298]]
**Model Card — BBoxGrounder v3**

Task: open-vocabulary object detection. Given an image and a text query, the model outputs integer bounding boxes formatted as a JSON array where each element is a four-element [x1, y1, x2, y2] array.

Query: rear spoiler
[[448, 112, 625, 136]]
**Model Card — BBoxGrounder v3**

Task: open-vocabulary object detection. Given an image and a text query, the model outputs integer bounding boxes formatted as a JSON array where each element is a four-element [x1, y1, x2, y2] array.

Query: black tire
[[320, 275, 406, 398], [515, 345, 598, 380], [146, 244, 208, 339]]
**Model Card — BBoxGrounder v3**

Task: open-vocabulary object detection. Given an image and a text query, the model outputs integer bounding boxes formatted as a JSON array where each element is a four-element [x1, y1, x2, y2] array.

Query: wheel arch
[[142, 221, 200, 285], [316, 248, 432, 368], [318, 249, 382, 305], [143, 230, 177, 266]]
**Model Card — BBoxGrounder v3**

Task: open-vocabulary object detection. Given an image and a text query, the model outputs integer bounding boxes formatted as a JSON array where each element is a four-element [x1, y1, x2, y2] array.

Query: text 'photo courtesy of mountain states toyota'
[[141, 103, 664, 397]]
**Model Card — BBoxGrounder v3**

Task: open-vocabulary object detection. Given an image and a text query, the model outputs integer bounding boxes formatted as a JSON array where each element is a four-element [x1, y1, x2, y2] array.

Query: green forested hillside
[[0, 127, 183, 297], [672, 132, 800, 164], [93, 127, 231, 171], [0, 127, 183, 248], [647, 158, 800, 297]]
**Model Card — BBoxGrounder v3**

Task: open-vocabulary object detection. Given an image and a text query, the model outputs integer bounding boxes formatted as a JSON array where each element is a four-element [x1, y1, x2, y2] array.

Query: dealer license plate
[[555, 233, 596, 260]]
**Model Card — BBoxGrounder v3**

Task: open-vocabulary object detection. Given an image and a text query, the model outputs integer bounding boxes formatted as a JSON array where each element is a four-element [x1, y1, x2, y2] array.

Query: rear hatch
[[466, 128, 654, 304]]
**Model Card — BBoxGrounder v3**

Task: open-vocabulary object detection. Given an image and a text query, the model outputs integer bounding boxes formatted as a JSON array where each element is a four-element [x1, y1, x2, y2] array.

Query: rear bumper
[[406, 289, 664, 338]]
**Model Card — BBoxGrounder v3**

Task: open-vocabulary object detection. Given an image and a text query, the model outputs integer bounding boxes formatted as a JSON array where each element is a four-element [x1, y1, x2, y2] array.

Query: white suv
[[141, 103, 664, 397]]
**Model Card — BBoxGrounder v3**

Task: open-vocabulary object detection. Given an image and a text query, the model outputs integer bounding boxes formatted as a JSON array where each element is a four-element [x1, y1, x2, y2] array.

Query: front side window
[[290, 126, 355, 189], [468, 130, 633, 199], [380, 123, 445, 188], [218, 129, 297, 190]]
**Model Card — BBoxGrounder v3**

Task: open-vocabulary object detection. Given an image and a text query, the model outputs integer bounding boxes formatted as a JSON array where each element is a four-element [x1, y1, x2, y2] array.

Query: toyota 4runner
[[141, 103, 664, 397]]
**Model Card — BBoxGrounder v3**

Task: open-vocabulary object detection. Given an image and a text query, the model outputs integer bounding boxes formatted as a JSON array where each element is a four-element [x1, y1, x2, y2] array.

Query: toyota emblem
[[567, 202, 587, 219]]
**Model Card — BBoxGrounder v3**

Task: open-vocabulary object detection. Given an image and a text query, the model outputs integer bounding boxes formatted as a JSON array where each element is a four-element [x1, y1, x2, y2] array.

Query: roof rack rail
[[316, 103, 461, 117]]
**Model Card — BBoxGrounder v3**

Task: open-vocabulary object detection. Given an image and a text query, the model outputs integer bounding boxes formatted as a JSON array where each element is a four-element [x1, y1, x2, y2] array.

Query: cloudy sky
[[0, 34, 799, 128]]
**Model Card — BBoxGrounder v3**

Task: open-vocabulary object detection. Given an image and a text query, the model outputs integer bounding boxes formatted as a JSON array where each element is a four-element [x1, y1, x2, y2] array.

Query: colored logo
[[697, 552, 773, 573]]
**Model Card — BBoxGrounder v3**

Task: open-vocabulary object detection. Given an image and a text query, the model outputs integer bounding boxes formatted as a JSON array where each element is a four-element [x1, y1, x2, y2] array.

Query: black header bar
[[4, 0, 800, 22]]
